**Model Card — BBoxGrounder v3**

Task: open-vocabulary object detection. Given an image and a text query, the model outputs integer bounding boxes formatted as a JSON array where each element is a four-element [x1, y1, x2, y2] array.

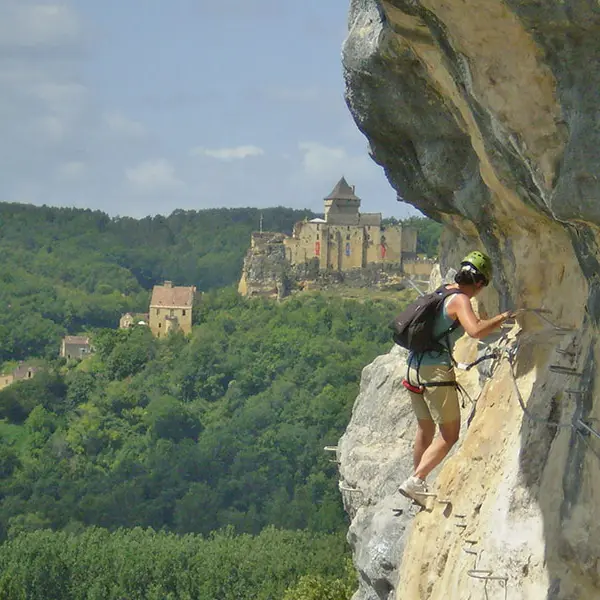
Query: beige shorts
[[407, 364, 460, 424]]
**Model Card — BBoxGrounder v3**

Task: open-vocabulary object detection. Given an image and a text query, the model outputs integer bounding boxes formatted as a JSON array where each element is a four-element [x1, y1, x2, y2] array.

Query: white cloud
[[0, 3, 81, 47], [104, 112, 147, 138], [191, 145, 264, 161], [126, 159, 185, 193], [33, 82, 88, 117], [57, 161, 87, 181], [298, 141, 374, 181], [34, 115, 67, 142]]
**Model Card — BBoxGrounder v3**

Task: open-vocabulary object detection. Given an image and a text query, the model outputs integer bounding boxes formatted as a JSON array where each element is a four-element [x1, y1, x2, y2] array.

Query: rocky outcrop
[[341, 1, 600, 599]]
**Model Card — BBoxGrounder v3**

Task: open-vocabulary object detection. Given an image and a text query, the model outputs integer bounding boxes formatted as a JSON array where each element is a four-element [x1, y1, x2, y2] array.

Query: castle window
[[316, 234, 319, 241], [158, 323, 162, 328], [182, 309, 186, 316], [346, 234, 351, 240], [156, 308, 160, 316]]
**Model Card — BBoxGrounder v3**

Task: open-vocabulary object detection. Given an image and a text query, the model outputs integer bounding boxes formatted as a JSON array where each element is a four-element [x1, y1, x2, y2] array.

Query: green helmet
[[460, 250, 492, 284]]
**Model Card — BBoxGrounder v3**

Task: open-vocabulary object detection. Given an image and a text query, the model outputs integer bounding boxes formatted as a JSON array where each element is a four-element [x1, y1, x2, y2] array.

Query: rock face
[[341, 2, 600, 599]]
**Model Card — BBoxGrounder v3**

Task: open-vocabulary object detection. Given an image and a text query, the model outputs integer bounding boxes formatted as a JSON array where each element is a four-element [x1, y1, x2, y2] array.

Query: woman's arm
[[447, 294, 512, 339]]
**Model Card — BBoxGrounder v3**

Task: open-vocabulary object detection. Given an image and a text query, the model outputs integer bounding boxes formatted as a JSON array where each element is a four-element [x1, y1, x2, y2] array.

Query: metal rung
[[576, 420, 600, 440], [557, 349, 577, 357], [549, 365, 583, 376], [566, 389, 585, 394], [436, 499, 451, 505], [455, 523, 467, 528], [324, 446, 338, 452], [329, 459, 340, 464], [413, 491, 437, 498], [463, 547, 478, 556], [454, 514, 467, 519], [338, 483, 363, 494], [465, 539, 478, 545], [467, 569, 508, 583]]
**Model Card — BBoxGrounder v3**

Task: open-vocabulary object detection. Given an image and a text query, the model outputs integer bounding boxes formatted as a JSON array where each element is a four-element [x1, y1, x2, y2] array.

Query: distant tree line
[[0, 203, 313, 362], [0, 527, 355, 600]]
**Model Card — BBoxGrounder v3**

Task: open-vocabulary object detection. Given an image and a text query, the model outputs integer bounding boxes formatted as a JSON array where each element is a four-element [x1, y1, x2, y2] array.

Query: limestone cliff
[[340, 1, 600, 599]]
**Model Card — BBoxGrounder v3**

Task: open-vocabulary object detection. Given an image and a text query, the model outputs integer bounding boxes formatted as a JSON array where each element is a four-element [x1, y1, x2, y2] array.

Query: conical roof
[[324, 177, 360, 201]]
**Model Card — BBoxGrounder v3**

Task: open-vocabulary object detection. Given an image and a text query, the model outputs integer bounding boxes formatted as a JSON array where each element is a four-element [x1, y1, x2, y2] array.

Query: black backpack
[[390, 286, 462, 353]]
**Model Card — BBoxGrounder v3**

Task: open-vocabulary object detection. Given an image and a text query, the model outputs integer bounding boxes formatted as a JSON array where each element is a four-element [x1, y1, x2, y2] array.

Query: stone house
[[0, 363, 40, 391], [149, 281, 196, 338], [60, 336, 92, 360]]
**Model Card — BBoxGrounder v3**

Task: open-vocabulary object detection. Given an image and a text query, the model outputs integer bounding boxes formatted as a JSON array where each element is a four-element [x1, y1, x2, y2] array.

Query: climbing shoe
[[398, 476, 428, 505]]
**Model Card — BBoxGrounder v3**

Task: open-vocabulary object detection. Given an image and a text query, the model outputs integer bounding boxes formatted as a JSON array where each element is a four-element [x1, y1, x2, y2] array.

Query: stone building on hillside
[[0, 363, 40, 391], [239, 178, 428, 297], [284, 177, 414, 270], [149, 281, 196, 338], [60, 336, 92, 360]]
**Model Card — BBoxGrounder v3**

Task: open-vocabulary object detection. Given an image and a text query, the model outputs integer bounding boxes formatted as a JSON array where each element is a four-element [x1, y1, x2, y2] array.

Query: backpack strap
[[431, 287, 463, 360]]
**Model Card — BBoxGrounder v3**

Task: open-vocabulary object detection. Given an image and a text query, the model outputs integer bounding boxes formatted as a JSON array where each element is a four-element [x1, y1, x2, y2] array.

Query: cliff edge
[[340, 1, 600, 599]]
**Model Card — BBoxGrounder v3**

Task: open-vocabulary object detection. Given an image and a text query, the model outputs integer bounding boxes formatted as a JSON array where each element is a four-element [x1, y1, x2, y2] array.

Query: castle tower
[[324, 176, 361, 225]]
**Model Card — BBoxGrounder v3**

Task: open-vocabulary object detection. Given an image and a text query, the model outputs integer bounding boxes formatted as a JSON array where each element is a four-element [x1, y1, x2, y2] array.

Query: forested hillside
[[0, 289, 412, 537], [0, 288, 415, 598], [0, 203, 313, 361], [0, 202, 439, 363], [0, 201, 434, 597]]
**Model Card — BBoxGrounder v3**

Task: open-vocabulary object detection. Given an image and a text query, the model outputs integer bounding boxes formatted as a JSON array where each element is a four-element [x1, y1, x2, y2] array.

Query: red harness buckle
[[402, 379, 424, 394]]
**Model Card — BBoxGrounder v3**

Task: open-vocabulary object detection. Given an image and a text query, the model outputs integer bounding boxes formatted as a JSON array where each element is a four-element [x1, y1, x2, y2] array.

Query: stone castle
[[239, 178, 431, 297]]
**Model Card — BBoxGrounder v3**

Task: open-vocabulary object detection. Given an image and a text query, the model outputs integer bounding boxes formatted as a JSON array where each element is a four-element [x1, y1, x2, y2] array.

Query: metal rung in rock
[[463, 547, 478, 556], [549, 365, 584, 376], [557, 349, 577, 357], [566, 389, 585, 395], [577, 420, 600, 441], [455, 523, 467, 528], [338, 483, 363, 494], [413, 491, 437, 498], [467, 570, 508, 584], [454, 514, 466, 519], [324, 446, 338, 452]]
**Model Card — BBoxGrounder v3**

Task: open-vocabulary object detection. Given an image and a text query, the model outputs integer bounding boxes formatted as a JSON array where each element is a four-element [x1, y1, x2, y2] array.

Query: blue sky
[[0, 0, 419, 219]]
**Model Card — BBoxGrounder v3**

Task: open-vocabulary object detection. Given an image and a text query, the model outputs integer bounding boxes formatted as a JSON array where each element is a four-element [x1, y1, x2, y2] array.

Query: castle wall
[[401, 227, 418, 253], [284, 221, 406, 272], [149, 307, 192, 338], [402, 258, 435, 277]]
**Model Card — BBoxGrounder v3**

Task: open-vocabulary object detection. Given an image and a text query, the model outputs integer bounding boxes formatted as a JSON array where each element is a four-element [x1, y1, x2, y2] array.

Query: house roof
[[150, 284, 196, 308], [324, 177, 360, 201], [63, 336, 90, 346]]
